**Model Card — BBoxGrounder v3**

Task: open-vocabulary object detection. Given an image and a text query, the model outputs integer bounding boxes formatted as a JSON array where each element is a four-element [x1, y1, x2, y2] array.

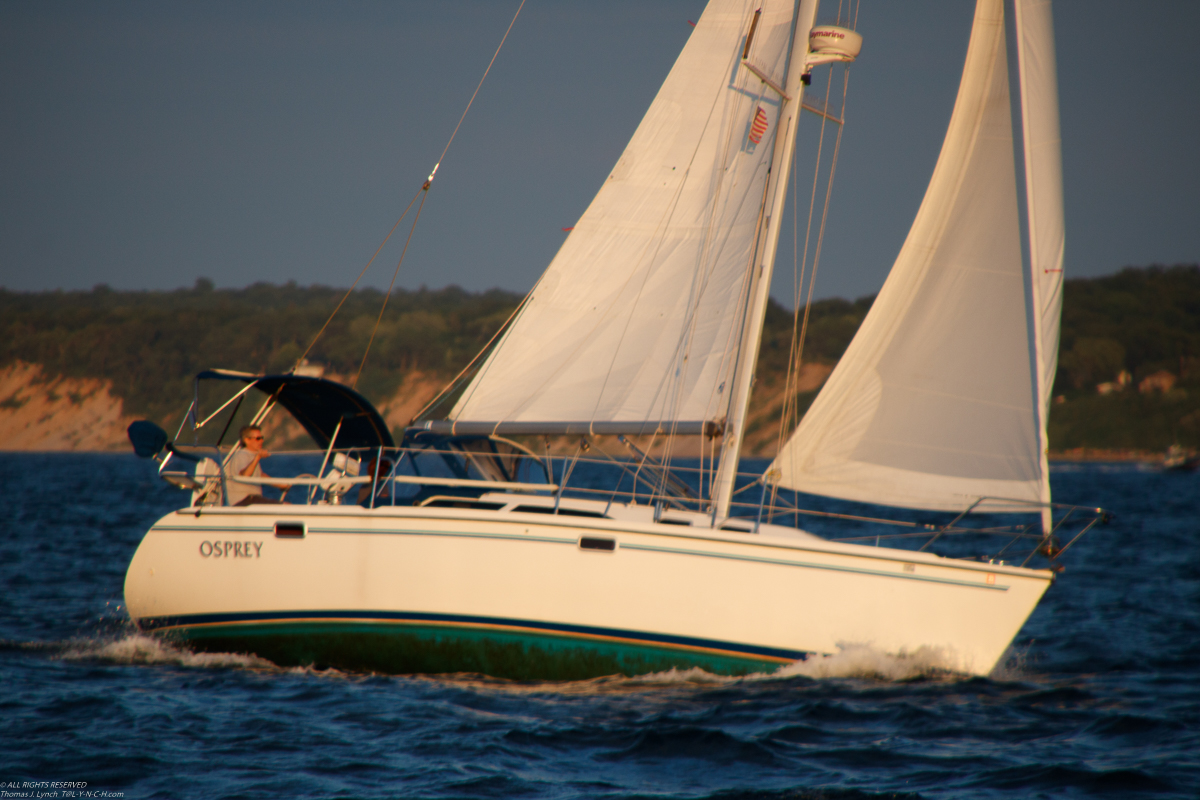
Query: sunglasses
[[246, 435, 264, 440]]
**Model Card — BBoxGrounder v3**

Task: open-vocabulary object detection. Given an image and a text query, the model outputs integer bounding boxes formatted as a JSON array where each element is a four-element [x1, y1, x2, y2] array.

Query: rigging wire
[[293, 189, 422, 371], [408, 291, 533, 424], [782, 69, 852, 441], [795, 69, 850, 391], [430, 0, 527, 188], [769, 0, 857, 520], [293, 0, 527, 379], [353, 190, 431, 389], [771, 62, 852, 519], [777, 67, 835, 454], [768, 0, 861, 517]]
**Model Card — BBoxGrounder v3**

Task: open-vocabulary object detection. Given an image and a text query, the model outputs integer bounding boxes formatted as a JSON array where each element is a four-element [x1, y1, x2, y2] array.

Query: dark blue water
[[1, 454, 1197, 799]]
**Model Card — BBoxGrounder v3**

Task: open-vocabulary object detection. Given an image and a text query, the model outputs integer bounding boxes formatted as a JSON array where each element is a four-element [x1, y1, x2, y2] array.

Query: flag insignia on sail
[[748, 107, 769, 144]]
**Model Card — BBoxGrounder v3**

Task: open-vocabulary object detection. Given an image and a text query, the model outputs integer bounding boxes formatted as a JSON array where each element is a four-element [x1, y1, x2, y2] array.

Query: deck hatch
[[515, 505, 607, 519], [421, 498, 507, 510]]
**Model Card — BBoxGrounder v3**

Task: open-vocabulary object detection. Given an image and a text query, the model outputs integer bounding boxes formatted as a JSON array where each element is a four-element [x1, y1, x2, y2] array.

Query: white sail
[[446, 1, 800, 434], [771, 0, 1057, 514]]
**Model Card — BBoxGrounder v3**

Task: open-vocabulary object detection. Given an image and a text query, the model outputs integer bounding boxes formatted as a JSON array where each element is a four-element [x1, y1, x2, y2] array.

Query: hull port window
[[275, 521, 306, 538], [579, 537, 617, 552]]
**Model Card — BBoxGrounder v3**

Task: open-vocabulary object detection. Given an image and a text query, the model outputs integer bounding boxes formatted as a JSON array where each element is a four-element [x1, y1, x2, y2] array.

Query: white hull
[[122, 0, 1076, 681], [125, 499, 1053, 678]]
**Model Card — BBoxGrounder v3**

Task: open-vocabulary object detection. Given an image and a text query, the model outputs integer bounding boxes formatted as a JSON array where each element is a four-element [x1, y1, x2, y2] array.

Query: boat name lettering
[[199, 540, 262, 558]]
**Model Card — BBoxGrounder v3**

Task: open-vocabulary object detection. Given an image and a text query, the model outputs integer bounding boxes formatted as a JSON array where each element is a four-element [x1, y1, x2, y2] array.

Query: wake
[[630, 644, 968, 685], [58, 633, 276, 670], [16, 634, 1000, 686], [771, 643, 962, 681]]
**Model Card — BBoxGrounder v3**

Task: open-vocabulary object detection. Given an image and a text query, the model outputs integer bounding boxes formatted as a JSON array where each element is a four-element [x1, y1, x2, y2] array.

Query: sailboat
[[123, 0, 1104, 679]]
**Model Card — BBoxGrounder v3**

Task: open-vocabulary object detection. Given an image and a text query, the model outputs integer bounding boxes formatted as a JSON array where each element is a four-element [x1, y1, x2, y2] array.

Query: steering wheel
[[281, 474, 317, 503]]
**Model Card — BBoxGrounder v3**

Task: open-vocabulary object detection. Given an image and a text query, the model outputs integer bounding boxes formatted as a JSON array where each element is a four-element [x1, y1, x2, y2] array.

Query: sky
[[1, 1, 1198, 305]]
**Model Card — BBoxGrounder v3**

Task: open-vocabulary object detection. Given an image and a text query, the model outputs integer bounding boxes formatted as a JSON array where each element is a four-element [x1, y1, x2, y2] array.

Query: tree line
[[2, 264, 1197, 448]]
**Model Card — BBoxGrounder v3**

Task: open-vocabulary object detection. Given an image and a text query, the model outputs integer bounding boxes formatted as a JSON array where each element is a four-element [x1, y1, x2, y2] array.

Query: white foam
[[988, 643, 1033, 682], [768, 643, 962, 681], [619, 644, 966, 687], [626, 665, 740, 685], [59, 634, 276, 670]]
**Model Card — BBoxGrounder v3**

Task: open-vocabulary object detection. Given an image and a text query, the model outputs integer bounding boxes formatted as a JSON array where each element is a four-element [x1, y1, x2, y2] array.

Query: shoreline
[[1048, 448, 1177, 464]]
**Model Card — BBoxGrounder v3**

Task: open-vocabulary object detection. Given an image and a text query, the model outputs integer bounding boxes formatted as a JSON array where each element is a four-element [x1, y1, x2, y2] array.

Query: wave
[[0, 632, 280, 672]]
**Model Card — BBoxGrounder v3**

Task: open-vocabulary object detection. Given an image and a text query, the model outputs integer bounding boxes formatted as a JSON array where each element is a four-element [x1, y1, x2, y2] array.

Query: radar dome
[[809, 26, 862, 60]]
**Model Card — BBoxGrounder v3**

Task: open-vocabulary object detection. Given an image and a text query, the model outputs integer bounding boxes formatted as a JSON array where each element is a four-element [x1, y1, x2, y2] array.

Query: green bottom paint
[[164, 621, 791, 680]]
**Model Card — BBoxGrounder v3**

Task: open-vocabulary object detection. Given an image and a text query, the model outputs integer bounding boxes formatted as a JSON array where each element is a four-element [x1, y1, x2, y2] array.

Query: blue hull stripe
[[136, 610, 805, 662]]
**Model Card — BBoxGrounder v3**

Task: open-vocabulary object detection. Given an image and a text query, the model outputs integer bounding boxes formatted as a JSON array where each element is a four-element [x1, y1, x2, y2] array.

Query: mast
[[1012, 0, 1065, 533], [711, 0, 822, 520]]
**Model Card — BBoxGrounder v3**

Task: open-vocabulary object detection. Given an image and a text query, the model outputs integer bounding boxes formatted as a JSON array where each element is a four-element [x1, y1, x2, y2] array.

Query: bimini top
[[197, 370, 395, 450]]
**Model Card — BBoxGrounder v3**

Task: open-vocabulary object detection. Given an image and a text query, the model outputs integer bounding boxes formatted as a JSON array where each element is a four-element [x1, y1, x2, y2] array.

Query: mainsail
[[444, 1, 807, 435], [771, 0, 1064, 515]]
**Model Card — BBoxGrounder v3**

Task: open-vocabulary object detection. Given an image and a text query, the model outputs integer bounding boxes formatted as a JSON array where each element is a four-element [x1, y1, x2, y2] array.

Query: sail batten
[[771, 0, 1059, 515]]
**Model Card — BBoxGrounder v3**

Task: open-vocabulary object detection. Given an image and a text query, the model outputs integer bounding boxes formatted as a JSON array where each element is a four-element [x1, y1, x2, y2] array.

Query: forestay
[[448, 1, 796, 433], [772, 0, 1063, 514]]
